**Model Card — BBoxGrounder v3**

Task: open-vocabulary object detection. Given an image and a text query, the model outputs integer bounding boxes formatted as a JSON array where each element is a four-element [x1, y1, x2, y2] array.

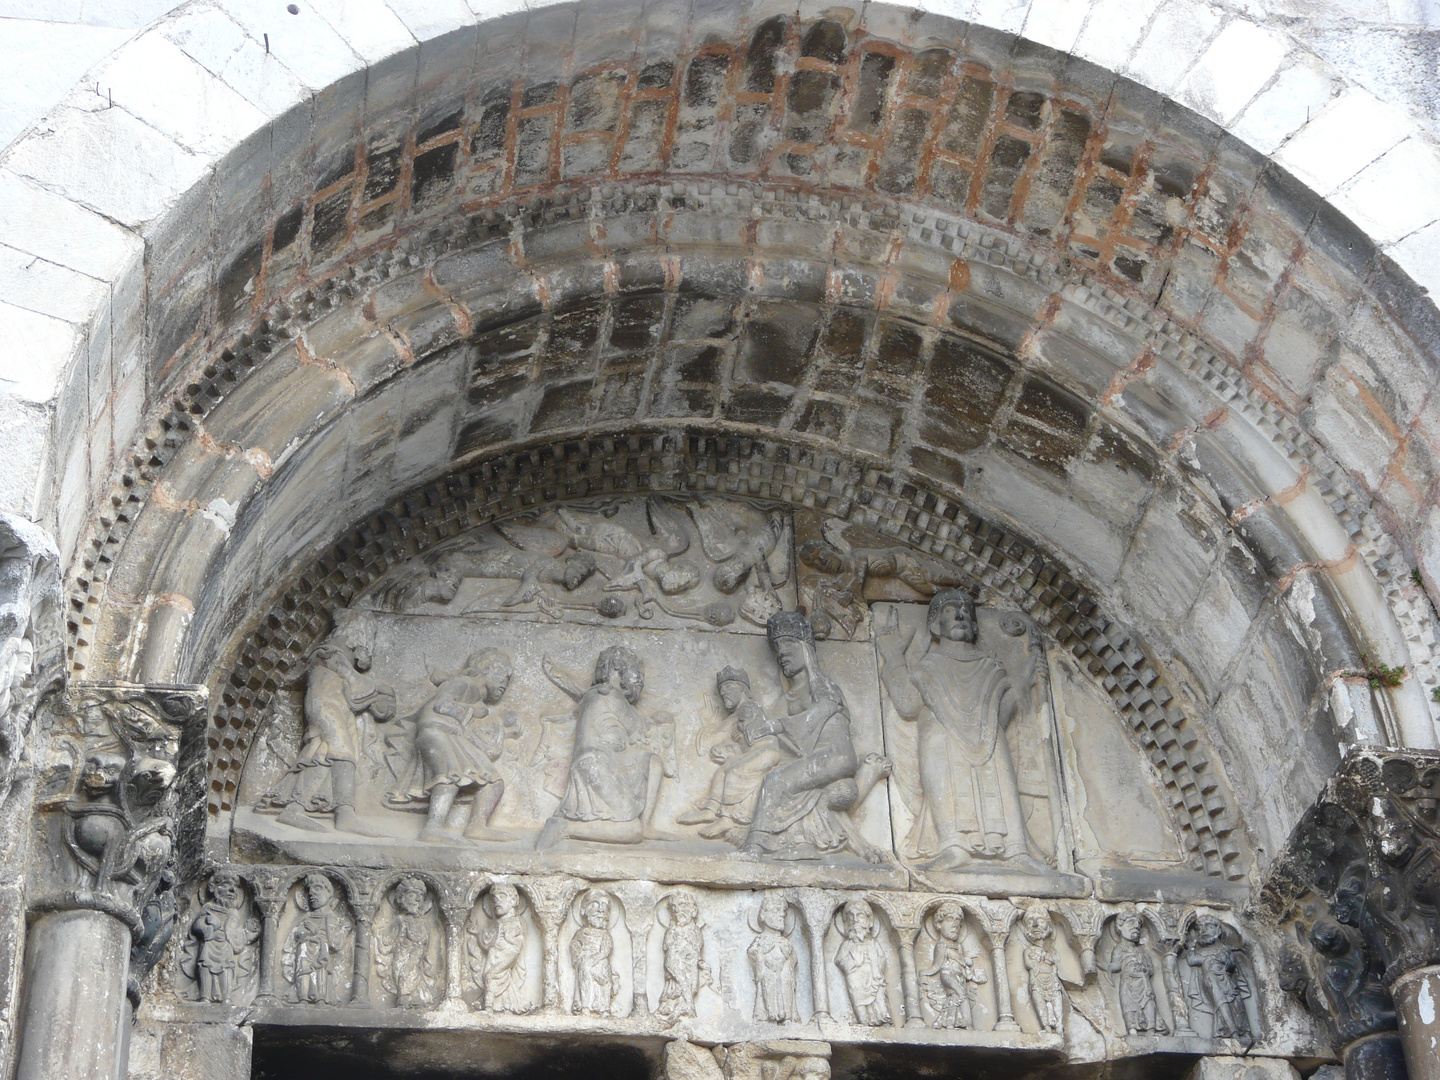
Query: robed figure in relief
[[876, 591, 1044, 872]]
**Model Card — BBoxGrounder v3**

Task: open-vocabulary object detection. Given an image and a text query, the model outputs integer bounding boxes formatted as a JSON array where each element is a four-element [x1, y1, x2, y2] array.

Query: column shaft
[[1394, 965, 1440, 1080], [15, 910, 131, 1080]]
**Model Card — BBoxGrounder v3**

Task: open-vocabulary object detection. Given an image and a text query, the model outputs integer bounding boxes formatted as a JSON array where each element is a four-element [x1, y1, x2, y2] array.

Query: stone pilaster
[[1258, 747, 1440, 1080], [17, 682, 206, 1080]]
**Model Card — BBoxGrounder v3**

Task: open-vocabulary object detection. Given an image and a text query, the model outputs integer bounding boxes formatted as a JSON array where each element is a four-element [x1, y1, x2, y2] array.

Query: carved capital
[[1257, 747, 1440, 1043], [33, 682, 207, 938]]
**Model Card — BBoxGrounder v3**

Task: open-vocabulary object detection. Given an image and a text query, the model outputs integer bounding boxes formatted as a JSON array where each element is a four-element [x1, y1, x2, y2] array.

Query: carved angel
[[686, 498, 789, 598]]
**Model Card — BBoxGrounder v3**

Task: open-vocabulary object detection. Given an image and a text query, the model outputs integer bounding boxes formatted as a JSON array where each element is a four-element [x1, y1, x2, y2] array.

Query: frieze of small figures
[[154, 865, 1285, 1055]]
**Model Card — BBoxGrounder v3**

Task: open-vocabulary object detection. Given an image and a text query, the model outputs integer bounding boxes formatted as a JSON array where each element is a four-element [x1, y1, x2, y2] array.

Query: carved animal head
[[79, 750, 126, 797]]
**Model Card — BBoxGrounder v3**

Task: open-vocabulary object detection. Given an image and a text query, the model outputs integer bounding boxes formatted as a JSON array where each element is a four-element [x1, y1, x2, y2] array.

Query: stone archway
[[6, 4, 1440, 1080]]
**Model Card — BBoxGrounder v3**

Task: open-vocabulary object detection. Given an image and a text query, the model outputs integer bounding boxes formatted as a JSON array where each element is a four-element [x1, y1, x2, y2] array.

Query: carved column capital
[[1257, 747, 1440, 1045], [32, 682, 207, 937]]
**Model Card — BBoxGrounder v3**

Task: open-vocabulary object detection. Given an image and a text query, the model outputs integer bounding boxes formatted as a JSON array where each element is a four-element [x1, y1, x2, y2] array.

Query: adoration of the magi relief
[[235, 494, 1182, 891], [163, 494, 1289, 1053]]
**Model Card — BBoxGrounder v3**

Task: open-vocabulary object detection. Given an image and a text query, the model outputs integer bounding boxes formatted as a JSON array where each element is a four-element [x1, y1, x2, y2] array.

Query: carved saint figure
[[834, 898, 892, 1026], [656, 892, 710, 1022], [468, 884, 531, 1014], [1182, 915, 1252, 1040], [282, 874, 352, 1005], [1101, 911, 1167, 1036], [677, 666, 793, 840], [181, 870, 259, 1004], [263, 610, 396, 836], [376, 876, 442, 1006], [741, 612, 890, 862], [1018, 904, 1065, 1033], [570, 889, 618, 1016], [538, 645, 675, 847], [749, 892, 800, 1024], [919, 901, 986, 1029], [385, 648, 517, 841], [876, 592, 1043, 872]]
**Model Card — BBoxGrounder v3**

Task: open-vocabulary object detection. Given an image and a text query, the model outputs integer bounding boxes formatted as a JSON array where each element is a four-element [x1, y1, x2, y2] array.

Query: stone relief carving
[[383, 648, 517, 841], [832, 898, 892, 1026], [1098, 908, 1168, 1036], [875, 594, 1054, 877], [1180, 913, 1257, 1041], [538, 645, 676, 847], [259, 610, 397, 836], [676, 666, 785, 842], [157, 860, 1301, 1059], [37, 682, 206, 954], [917, 900, 987, 1029], [749, 892, 801, 1024], [0, 513, 59, 810], [1016, 903, 1066, 1034], [569, 888, 620, 1016], [358, 495, 793, 631], [466, 883, 537, 1014], [735, 613, 890, 863], [374, 876, 444, 1007], [180, 869, 259, 1004], [656, 891, 711, 1023], [281, 873, 354, 1005]]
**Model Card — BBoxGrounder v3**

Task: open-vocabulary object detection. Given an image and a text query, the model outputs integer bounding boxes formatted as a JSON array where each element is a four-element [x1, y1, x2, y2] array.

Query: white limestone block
[[83, 32, 268, 158], [1389, 218, 1440, 301], [214, 0, 364, 91], [0, 18, 133, 150], [158, 7, 310, 118], [1125, 1, 1224, 94], [384, 0, 477, 40], [1021, 0, 1090, 55], [1072, 0, 1165, 73], [1175, 18, 1289, 124], [1229, 58, 1338, 155], [968, 0, 1033, 34], [1333, 138, 1440, 246], [0, 300, 80, 406], [305, 0, 418, 64], [0, 243, 107, 326], [1274, 86, 1412, 195], [4, 104, 205, 228], [0, 170, 140, 282]]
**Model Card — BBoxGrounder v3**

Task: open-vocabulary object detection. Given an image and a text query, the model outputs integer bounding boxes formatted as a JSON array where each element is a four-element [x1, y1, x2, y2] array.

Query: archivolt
[[63, 5, 1440, 875]]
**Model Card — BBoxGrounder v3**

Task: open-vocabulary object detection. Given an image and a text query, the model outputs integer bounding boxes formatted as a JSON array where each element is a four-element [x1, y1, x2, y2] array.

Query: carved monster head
[[928, 589, 977, 644], [79, 751, 126, 797]]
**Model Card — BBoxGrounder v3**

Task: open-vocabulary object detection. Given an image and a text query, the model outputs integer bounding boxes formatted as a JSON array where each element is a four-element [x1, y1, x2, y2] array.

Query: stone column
[[15, 910, 131, 1080], [14, 683, 207, 1080], [1394, 966, 1440, 1080]]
